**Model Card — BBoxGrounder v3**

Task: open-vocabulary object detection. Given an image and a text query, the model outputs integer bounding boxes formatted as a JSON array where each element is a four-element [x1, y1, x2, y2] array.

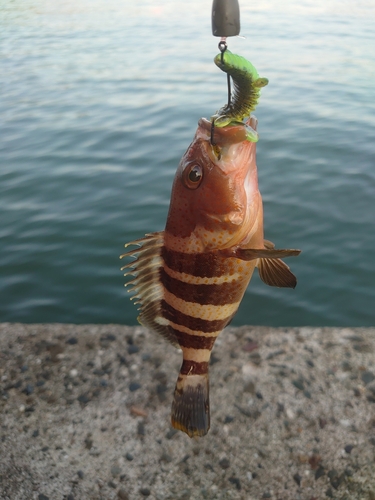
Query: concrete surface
[[0, 323, 375, 500]]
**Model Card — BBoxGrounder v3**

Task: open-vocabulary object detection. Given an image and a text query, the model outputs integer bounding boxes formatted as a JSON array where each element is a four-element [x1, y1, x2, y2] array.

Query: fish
[[121, 53, 300, 438]]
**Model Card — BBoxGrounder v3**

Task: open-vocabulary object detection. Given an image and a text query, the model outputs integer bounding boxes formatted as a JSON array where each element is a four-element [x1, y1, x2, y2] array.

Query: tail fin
[[171, 373, 210, 438]]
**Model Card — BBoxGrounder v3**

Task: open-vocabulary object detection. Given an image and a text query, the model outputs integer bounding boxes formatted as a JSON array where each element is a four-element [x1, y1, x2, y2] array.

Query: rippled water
[[1, 0, 375, 326]]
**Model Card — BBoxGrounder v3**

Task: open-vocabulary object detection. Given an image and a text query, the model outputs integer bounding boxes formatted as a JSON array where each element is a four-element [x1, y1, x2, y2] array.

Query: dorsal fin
[[120, 231, 179, 346]]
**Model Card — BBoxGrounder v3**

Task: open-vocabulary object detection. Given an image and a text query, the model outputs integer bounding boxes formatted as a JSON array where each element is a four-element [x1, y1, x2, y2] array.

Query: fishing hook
[[218, 39, 231, 109], [210, 119, 216, 146], [210, 39, 231, 146]]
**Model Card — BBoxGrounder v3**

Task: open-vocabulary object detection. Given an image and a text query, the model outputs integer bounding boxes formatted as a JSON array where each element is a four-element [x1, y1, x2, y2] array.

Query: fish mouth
[[196, 117, 258, 177], [197, 116, 258, 148]]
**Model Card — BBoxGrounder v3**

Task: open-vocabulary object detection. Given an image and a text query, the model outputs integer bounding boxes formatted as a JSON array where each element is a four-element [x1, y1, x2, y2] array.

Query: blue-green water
[[1, 0, 375, 326]]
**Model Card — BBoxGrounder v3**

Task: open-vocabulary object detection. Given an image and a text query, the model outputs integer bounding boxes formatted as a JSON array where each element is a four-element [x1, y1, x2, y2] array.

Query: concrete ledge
[[1, 323, 375, 500]]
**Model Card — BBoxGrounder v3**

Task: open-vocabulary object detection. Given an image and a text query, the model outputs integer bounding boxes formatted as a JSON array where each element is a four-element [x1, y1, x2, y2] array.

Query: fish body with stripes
[[121, 53, 300, 438]]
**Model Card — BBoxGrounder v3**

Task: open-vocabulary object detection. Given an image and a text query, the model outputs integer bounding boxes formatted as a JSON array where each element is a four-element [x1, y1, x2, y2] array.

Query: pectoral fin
[[233, 247, 301, 261], [257, 257, 298, 288], [229, 241, 301, 289]]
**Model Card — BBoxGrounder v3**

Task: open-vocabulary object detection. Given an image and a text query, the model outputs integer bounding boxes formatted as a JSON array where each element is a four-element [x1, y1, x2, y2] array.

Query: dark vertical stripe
[[161, 300, 236, 333], [170, 327, 217, 350], [162, 247, 227, 278], [180, 359, 209, 375], [160, 267, 245, 305]]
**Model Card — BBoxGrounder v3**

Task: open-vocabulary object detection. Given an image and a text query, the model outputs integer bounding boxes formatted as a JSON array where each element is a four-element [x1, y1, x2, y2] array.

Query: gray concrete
[[1, 323, 375, 500]]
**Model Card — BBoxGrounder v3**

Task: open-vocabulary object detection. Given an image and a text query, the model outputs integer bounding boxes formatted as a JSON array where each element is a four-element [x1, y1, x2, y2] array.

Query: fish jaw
[[165, 117, 263, 252]]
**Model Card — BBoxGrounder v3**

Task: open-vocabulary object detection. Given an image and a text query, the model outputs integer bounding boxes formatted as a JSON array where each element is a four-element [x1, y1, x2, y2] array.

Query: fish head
[[165, 117, 263, 251]]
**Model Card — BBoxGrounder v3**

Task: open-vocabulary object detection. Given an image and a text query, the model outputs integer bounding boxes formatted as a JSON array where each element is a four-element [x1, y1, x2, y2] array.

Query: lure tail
[[171, 361, 210, 438]]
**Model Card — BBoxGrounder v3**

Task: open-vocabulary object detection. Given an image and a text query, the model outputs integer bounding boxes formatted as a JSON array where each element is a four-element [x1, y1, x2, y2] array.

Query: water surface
[[1, 0, 375, 326]]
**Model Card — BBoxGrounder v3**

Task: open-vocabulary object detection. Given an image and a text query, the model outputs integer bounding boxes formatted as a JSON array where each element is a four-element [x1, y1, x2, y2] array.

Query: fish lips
[[198, 116, 258, 148]]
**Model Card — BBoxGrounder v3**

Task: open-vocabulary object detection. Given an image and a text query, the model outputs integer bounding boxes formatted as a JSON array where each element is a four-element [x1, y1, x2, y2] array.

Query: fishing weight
[[211, 0, 240, 37]]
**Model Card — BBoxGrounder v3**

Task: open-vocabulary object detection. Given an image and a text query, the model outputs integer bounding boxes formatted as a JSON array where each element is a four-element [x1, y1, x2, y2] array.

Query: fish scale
[[122, 235, 255, 343]]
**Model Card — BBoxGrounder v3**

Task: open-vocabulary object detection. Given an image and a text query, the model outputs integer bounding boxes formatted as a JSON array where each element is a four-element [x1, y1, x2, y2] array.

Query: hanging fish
[[121, 52, 300, 438]]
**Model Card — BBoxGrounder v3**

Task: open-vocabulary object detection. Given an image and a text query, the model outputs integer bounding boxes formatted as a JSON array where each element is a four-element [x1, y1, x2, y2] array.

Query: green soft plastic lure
[[212, 50, 268, 142]]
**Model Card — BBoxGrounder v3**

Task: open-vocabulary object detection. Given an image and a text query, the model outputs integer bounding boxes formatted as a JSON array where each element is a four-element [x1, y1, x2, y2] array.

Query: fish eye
[[189, 165, 202, 183], [184, 164, 203, 189]]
